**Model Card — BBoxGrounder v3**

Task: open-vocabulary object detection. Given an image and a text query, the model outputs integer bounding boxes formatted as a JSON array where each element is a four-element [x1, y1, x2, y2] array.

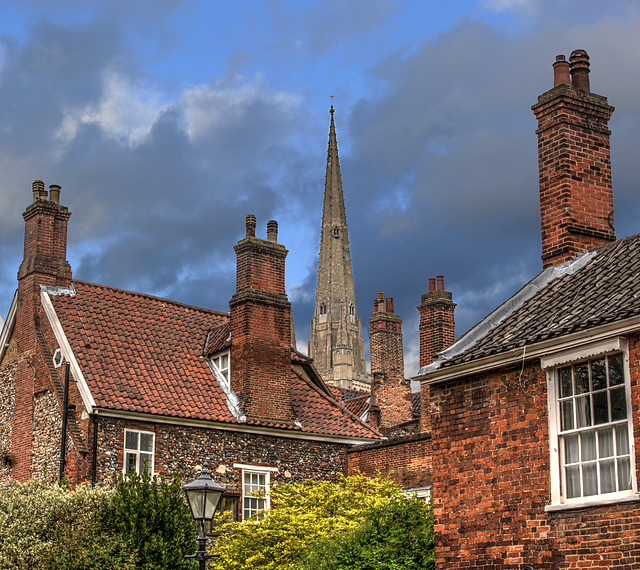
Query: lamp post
[[183, 462, 226, 570]]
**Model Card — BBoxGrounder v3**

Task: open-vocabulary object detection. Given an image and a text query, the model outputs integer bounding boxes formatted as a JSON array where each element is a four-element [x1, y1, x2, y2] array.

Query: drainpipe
[[91, 414, 98, 487], [59, 363, 70, 484]]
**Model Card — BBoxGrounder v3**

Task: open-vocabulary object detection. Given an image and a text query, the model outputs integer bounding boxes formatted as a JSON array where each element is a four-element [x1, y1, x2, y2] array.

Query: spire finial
[[330, 94, 334, 115]]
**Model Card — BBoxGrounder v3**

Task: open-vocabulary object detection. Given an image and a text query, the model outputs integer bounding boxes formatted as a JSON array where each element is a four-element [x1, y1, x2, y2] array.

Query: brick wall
[[230, 217, 294, 423], [532, 52, 616, 269], [346, 432, 431, 490], [430, 333, 640, 568], [94, 416, 348, 498], [369, 292, 412, 428]]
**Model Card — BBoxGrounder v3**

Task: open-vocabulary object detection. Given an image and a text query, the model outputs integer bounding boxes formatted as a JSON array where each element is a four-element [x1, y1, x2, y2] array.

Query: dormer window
[[211, 351, 230, 386], [332, 226, 340, 237]]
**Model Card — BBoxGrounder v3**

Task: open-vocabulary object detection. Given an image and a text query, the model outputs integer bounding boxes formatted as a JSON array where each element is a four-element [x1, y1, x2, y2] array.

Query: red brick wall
[[532, 81, 615, 269], [369, 293, 412, 428], [346, 433, 431, 490], [430, 334, 640, 568], [230, 219, 293, 423]]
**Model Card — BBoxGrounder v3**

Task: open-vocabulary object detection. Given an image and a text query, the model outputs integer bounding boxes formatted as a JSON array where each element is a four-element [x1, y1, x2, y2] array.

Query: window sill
[[545, 493, 640, 512]]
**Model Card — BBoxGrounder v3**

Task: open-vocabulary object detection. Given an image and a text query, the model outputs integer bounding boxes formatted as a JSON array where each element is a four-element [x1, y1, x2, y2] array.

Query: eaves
[[413, 314, 640, 386]]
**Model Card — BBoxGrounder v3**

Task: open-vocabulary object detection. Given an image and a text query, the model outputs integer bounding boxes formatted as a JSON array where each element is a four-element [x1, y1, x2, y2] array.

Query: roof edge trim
[[40, 286, 96, 411], [0, 290, 18, 363], [92, 408, 379, 445], [418, 251, 597, 375], [415, 313, 640, 385]]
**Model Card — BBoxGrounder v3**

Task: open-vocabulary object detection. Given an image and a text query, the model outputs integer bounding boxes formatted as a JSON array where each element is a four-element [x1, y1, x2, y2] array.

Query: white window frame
[[544, 338, 639, 511], [210, 350, 230, 388], [123, 429, 155, 476], [234, 463, 278, 520]]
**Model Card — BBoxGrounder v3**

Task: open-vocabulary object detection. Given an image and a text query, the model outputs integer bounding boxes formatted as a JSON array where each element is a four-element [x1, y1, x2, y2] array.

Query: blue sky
[[1, 0, 639, 378]]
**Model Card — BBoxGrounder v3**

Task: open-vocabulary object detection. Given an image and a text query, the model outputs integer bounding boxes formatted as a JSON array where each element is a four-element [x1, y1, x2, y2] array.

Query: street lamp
[[183, 462, 226, 570]]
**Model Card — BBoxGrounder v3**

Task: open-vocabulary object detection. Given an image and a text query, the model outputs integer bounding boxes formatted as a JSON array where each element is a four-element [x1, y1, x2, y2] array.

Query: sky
[[1, 0, 639, 382]]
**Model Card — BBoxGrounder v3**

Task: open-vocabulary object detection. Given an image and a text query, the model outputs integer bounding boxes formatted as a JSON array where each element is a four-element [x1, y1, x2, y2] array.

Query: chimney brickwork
[[13, 181, 72, 480], [532, 50, 616, 269], [417, 276, 455, 434], [368, 292, 412, 429], [229, 216, 294, 424]]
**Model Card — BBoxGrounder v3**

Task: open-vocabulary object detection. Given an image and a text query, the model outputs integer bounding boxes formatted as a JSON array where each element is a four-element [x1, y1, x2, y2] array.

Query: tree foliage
[[212, 472, 434, 570], [0, 471, 196, 570], [0, 480, 136, 570]]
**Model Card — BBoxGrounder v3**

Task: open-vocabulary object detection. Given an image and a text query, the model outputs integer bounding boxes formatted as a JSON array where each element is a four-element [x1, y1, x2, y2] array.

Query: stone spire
[[308, 107, 369, 392]]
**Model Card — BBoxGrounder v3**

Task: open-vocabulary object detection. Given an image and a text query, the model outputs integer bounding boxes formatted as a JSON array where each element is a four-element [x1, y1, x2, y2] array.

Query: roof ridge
[[71, 279, 229, 317], [293, 369, 380, 437], [419, 249, 597, 374]]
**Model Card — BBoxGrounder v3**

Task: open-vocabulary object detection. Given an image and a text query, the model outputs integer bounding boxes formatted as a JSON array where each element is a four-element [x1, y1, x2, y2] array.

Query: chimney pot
[[49, 185, 61, 205], [245, 214, 256, 237], [385, 297, 394, 314], [569, 49, 590, 92], [553, 54, 571, 87], [266, 220, 278, 243], [32, 180, 46, 203], [436, 275, 445, 291], [428, 277, 436, 292]]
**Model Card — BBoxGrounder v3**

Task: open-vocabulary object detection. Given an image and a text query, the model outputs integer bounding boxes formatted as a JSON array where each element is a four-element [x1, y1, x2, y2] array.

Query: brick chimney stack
[[13, 181, 72, 480], [229, 216, 294, 423], [417, 276, 455, 368], [532, 50, 615, 269], [368, 292, 412, 429]]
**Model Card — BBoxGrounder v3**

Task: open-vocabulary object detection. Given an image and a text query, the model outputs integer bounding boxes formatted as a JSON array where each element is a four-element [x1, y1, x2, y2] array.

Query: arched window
[[319, 303, 327, 315], [332, 226, 340, 237]]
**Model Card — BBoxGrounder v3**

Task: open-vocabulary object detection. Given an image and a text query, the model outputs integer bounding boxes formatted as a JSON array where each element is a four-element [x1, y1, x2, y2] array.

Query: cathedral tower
[[309, 107, 369, 392]]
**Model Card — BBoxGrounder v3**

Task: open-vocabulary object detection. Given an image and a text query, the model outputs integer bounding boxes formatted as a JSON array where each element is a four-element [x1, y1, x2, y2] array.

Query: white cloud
[[180, 76, 300, 141], [482, 0, 537, 13], [55, 69, 170, 147]]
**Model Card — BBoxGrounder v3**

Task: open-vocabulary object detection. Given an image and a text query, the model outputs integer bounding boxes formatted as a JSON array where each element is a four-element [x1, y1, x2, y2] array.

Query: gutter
[[414, 313, 640, 385]]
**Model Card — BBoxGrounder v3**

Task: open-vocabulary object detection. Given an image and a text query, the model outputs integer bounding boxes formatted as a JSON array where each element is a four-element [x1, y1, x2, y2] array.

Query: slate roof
[[47, 280, 378, 440], [437, 233, 640, 369]]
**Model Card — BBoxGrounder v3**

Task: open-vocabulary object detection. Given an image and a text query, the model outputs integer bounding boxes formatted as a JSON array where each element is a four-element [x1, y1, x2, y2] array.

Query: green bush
[[301, 494, 435, 570], [213, 472, 434, 570], [0, 480, 136, 570], [103, 470, 197, 570], [0, 471, 196, 570]]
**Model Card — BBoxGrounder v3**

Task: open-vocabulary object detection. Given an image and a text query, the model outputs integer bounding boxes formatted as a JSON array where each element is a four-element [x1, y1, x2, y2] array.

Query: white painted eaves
[[40, 284, 96, 411]]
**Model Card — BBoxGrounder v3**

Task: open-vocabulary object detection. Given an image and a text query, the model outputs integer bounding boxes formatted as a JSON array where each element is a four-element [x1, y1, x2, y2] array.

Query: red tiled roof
[[47, 280, 379, 440], [343, 394, 369, 418]]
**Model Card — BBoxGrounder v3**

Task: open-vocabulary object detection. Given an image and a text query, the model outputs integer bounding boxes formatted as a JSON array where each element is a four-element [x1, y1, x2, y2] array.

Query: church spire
[[309, 108, 369, 393]]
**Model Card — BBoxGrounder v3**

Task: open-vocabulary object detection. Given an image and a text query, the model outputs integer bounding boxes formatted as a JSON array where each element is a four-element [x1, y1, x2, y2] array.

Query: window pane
[[581, 431, 596, 461], [600, 460, 616, 494], [608, 355, 624, 386], [139, 453, 153, 474], [566, 465, 581, 498], [575, 363, 590, 394], [140, 433, 154, 452], [591, 359, 606, 391], [592, 391, 609, 425], [618, 458, 632, 491], [610, 387, 627, 421], [582, 463, 598, 496], [221, 354, 228, 368], [125, 431, 138, 450], [559, 367, 573, 397], [576, 396, 591, 428], [561, 400, 574, 431], [564, 434, 580, 464], [616, 425, 630, 455], [125, 453, 137, 474], [598, 429, 614, 458]]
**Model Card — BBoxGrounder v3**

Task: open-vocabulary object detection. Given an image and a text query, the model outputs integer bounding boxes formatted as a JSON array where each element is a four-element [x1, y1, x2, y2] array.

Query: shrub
[[103, 469, 197, 570], [212, 472, 434, 570], [0, 480, 136, 569]]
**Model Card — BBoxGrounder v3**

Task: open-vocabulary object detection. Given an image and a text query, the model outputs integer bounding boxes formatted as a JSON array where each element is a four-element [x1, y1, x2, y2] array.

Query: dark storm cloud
[[288, 6, 640, 374]]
